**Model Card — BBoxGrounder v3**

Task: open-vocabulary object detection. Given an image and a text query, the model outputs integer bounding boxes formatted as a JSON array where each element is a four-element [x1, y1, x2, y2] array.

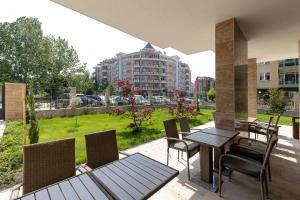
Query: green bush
[[0, 121, 23, 189]]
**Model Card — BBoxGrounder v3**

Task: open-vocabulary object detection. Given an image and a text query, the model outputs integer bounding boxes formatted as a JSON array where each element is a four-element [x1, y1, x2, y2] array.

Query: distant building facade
[[194, 76, 215, 101], [257, 58, 299, 112], [93, 43, 192, 96]]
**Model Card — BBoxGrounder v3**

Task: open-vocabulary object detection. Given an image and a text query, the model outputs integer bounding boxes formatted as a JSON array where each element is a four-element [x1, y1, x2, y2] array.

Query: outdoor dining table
[[184, 127, 239, 192], [16, 153, 179, 200]]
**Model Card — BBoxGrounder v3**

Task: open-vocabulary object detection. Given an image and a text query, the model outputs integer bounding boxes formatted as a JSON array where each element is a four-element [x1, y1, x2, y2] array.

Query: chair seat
[[222, 155, 262, 178], [230, 144, 264, 163], [170, 140, 200, 156]]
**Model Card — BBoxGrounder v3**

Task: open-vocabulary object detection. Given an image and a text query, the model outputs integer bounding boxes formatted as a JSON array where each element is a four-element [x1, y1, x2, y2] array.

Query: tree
[[110, 80, 154, 131], [267, 89, 288, 115], [68, 69, 93, 94], [0, 17, 87, 97], [207, 88, 216, 102], [28, 82, 39, 144]]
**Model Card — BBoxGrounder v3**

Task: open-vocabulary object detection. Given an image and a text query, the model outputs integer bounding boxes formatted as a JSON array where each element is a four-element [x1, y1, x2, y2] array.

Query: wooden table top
[[17, 153, 179, 200], [184, 131, 236, 148], [201, 127, 239, 138]]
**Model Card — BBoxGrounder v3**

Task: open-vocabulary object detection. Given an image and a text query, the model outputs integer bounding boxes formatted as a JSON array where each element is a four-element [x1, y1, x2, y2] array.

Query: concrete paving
[[1, 121, 300, 200]]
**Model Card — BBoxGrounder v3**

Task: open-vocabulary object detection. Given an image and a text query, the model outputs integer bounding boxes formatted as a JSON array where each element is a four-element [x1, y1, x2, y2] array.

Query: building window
[[260, 72, 270, 81]]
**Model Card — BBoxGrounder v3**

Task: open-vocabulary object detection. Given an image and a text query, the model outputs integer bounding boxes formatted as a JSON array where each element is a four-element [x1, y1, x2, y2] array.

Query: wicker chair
[[230, 122, 275, 181], [163, 119, 200, 180], [248, 116, 273, 141], [219, 134, 278, 200], [84, 130, 124, 170], [178, 117, 202, 134], [10, 138, 76, 199]]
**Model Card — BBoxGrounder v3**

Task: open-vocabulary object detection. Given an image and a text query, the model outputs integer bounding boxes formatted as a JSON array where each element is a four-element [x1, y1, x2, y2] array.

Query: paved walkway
[[0, 120, 5, 137]]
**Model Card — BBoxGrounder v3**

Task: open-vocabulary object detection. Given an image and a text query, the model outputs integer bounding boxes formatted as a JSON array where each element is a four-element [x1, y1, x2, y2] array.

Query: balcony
[[279, 81, 299, 88]]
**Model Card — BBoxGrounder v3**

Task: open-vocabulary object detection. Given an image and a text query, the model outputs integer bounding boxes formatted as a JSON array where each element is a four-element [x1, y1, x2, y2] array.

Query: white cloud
[[0, 0, 215, 81]]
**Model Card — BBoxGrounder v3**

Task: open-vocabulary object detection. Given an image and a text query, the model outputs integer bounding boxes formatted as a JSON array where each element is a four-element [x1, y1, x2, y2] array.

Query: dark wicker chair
[[178, 117, 202, 134], [84, 130, 120, 169], [10, 138, 76, 199], [219, 134, 278, 200], [163, 118, 200, 180], [248, 116, 273, 141], [230, 122, 275, 181]]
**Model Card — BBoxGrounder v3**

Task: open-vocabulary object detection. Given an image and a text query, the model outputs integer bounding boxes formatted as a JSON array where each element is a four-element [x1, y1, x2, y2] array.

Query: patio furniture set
[[11, 115, 280, 200], [163, 116, 280, 200]]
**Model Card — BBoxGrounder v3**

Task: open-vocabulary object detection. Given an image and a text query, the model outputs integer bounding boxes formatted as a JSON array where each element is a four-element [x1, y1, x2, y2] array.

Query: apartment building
[[257, 58, 299, 112], [94, 43, 192, 97], [195, 76, 215, 101]]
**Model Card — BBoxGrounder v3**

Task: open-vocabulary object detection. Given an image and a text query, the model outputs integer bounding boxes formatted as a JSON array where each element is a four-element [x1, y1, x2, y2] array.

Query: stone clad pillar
[[4, 83, 26, 120], [215, 18, 248, 130], [248, 58, 257, 118]]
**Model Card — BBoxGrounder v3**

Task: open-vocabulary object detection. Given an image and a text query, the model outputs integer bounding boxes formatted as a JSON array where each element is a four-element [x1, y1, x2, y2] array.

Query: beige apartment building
[[257, 58, 299, 113], [94, 43, 192, 97]]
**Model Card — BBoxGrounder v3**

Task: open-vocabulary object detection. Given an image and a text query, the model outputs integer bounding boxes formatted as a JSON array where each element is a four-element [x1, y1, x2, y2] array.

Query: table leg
[[214, 147, 224, 170], [201, 145, 213, 183]]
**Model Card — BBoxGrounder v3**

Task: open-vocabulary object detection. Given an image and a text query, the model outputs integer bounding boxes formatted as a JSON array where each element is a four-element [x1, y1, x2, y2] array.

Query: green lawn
[[257, 113, 292, 126], [38, 108, 214, 163]]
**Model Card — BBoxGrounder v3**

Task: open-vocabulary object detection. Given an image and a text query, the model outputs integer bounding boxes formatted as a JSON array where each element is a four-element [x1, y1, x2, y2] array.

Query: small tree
[[28, 82, 39, 144], [110, 80, 154, 131], [70, 97, 82, 127], [207, 88, 216, 102], [167, 90, 198, 118], [267, 89, 288, 115]]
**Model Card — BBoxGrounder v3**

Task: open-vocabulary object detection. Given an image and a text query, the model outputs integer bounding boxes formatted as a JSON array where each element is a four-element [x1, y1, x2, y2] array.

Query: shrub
[[167, 90, 198, 118], [0, 121, 23, 189], [110, 80, 155, 130], [207, 88, 216, 102], [267, 89, 288, 115]]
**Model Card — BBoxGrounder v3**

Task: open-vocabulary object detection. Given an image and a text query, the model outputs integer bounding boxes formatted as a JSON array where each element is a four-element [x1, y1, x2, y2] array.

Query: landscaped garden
[[0, 106, 294, 189], [0, 108, 214, 189]]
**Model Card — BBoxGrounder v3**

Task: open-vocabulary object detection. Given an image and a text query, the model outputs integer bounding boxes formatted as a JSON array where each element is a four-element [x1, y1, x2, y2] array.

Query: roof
[[143, 42, 155, 49], [51, 0, 300, 61]]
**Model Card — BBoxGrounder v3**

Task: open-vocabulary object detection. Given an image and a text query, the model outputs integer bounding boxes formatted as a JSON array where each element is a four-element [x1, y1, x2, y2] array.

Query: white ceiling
[[51, 0, 300, 61]]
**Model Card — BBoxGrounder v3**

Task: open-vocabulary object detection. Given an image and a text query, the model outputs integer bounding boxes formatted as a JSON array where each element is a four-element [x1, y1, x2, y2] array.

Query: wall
[[4, 83, 26, 120], [36, 104, 170, 119], [215, 18, 248, 130]]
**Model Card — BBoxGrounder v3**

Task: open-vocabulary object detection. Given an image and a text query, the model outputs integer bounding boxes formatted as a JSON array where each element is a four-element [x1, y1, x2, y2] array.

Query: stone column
[[248, 58, 257, 118], [215, 18, 248, 130], [4, 83, 26, 120]]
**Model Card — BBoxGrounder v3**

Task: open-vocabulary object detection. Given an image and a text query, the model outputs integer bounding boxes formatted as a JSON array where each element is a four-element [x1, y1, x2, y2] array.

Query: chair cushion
[[230, 144, 264, 163], [222, 155, 262, 178], [170, 141, 200, 153]]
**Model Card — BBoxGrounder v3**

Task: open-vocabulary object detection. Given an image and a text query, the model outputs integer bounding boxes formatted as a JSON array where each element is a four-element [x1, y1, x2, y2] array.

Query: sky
[[0, 0, 216, 81]]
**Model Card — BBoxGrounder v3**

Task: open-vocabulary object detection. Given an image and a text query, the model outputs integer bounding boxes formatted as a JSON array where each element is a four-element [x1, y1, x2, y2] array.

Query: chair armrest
[[190, 128, 203, 131], [166, 137, 189, 150], [119, 151, 130, 156], [219, 154, 262, 168], [76, 164, 92, 173], [238, 137, 267, 145], [10, 183, 23, 200], [231, 144, 265, 155], [178, 131, 191, 136]]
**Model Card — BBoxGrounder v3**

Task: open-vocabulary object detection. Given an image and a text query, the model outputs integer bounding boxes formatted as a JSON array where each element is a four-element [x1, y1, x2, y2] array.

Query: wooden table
[[17, 153, 179, 200], [184, 128, 239, 192]]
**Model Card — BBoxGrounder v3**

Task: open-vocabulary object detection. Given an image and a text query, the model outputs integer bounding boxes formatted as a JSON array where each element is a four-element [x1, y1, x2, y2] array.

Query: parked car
[[86, 95, 103, 106], [134, 95, 148, 105], [151, 96, 163, 104], [111, 96, 128, 106]]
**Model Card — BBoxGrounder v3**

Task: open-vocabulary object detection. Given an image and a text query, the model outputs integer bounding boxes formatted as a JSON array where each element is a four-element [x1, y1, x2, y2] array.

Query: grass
[[38, 108, 214, 164], [257, 113, 293, 126]]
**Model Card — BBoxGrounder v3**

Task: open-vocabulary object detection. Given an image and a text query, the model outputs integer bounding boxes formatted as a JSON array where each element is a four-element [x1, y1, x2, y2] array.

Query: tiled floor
[[1, 121, 300, 200]]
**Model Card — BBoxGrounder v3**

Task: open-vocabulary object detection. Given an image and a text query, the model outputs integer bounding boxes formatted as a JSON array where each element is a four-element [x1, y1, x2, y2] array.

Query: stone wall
[[36, 104, 170, 119], [4, 83, 26, 120]]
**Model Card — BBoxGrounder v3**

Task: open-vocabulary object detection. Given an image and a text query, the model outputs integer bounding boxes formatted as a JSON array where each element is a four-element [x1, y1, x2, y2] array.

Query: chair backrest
[[23, 138, 75, 194], [85, 130, 119, 169], [179, 117, 190, 132], [261, 134, 278, 178], [163, 119, 179, 146]]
